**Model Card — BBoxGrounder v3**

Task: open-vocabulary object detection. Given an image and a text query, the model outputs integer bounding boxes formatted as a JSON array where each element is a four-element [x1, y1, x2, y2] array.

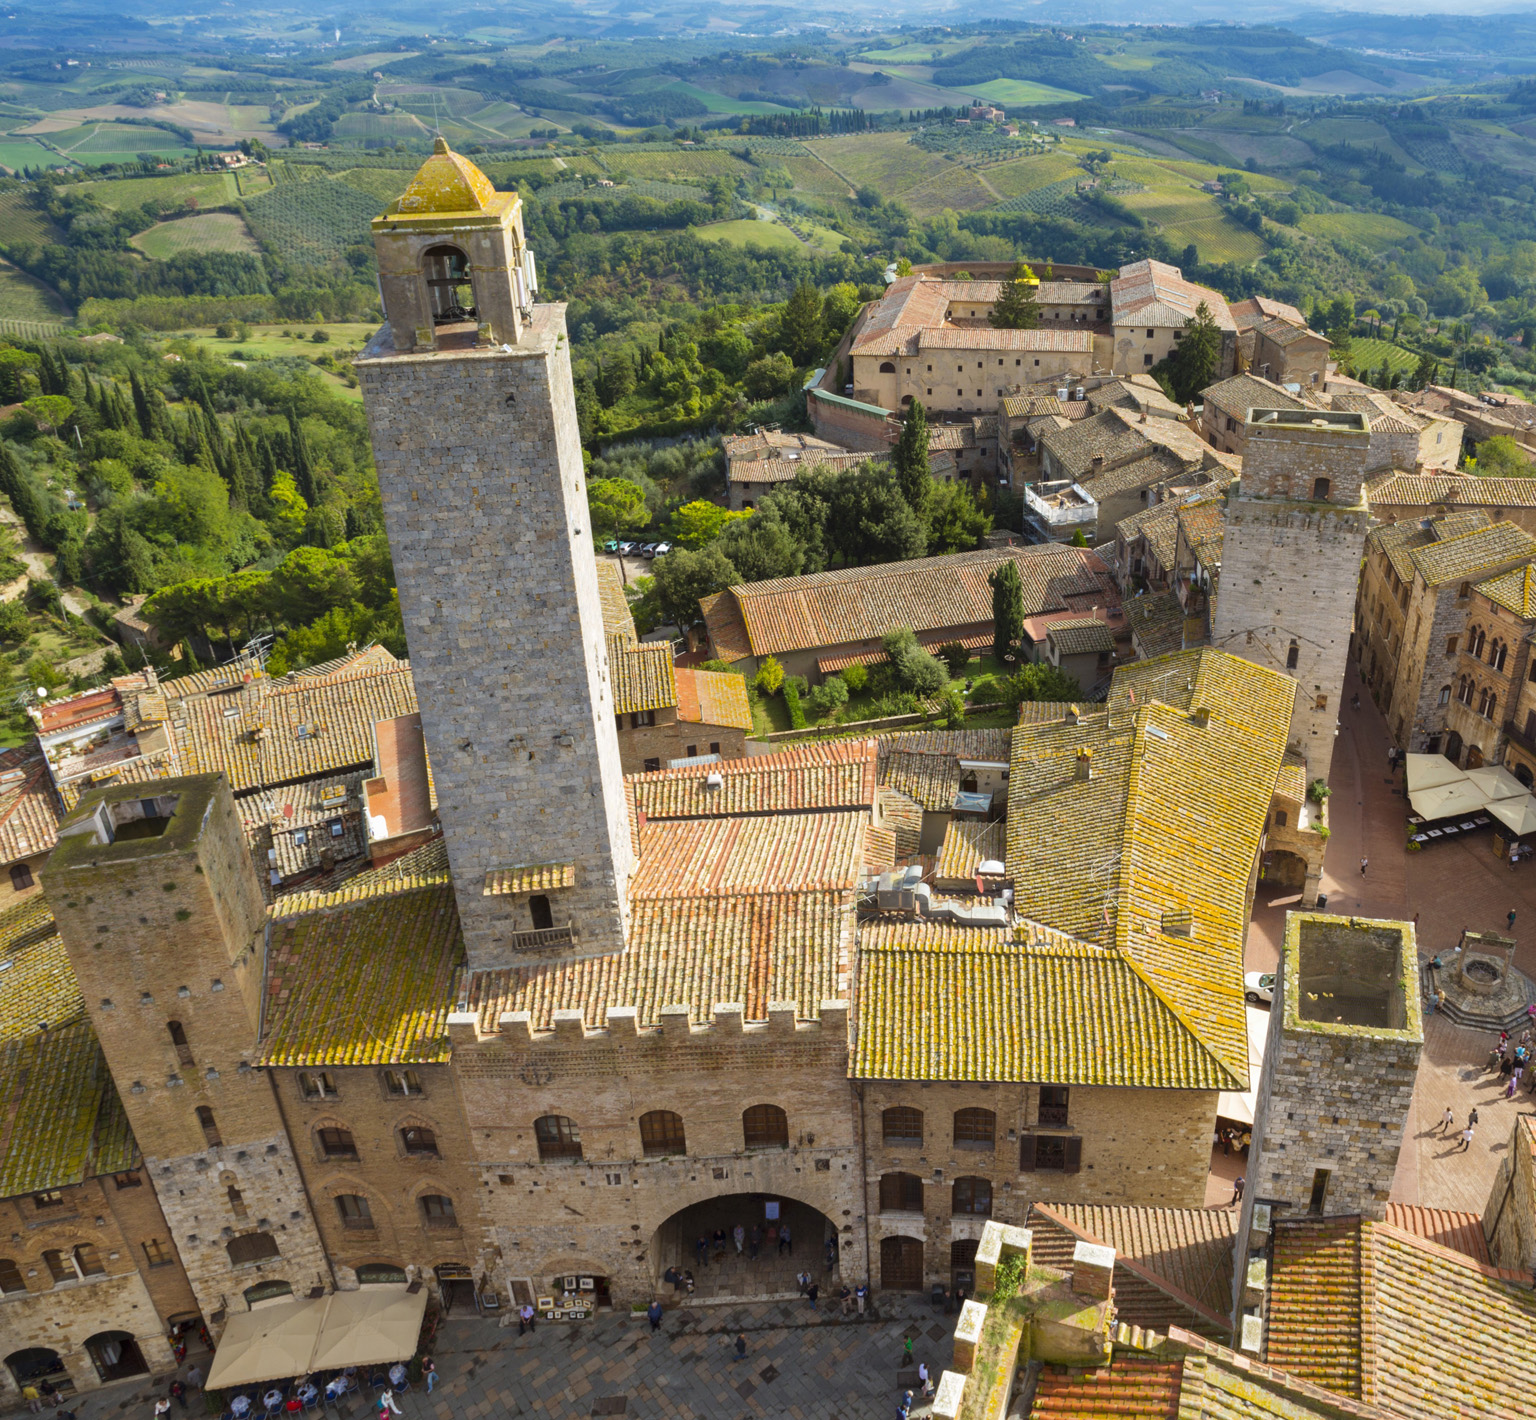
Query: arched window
[[900, 395, 914, 407], [953, 1108, 996, 1150], [357, 1263, 407, 1285], [1493, 641, 1508, 672], [879, 1172, 924, 1212], [243, 1280, 291, 1307], [1478, 687, 1491, 717], [1311, 477, 1330, 501], [533, 1115, 582, 1161], [226, 1232, 280, 1267], [400, 1127, 439, 1158], [882, 1107, 923, 1145], [335, 1195, 373, 1229], [1471, 627, 1486, 658], [952, 1177, 993, 1216], [41, 1250, 72, 1284], [227, 1185, 247, 1219], [421, 243, 475, 322], [195, 1106, 221, 1148], [9, 863, 32, 892], [1439, 685, 1451, 706], [167, 1021, 194, 1067], [879, 361, 896, 374], [419, 1195, 457, 1228], [529, 895, 554, 930], [1518, 764, 1534, 788], [0, 1259, 24, 1294], [638, 1110, 685, 1157], [317, 1127, 357, 1159], [1286, 640, 1299, 671], [742, 1104, 789, 1149], [1487, 692, 1498, 720], [72, 1245, 104, 1277]]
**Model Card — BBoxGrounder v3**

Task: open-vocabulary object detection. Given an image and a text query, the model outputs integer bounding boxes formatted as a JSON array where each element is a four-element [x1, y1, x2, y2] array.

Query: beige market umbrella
[[1405, 753, 1470, 794], [1490, 795, 1536, 838], [1467, 764, 1528, 804], [1409, 778, 1487, 822], [204, 1297, 318, 1390], [309, 1288, 429, 1372]]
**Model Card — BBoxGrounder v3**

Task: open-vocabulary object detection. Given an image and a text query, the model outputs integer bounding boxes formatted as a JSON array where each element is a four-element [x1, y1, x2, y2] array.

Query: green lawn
[[966, 78, 1088, 106], [174, 324, 378, 400], [692, 218, 805, 251], [0, 138, 70, 173], [130, 211, 259, 259], [664, 83, 794, 116]]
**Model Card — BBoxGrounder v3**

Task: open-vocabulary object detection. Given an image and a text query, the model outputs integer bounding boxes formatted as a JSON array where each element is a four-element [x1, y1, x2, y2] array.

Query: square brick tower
[[1210, 408, 1376, 781], [357, 141, 633, 969], [1233, 911, 1422, 1319], [43, 777, 330, 1329]]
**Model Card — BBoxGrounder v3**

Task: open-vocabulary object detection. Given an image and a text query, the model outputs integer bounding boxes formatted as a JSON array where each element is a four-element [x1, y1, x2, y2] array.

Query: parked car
[[619, 541, 639, 556], [652, 542, 672, 557], [641, 543, 660, 558], [1244, 971, 1275, 1006], [602, 538, 619, 553]]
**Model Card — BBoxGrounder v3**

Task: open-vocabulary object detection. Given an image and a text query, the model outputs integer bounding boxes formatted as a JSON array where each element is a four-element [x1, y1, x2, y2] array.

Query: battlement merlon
[[445, 1000, 851, 1048]]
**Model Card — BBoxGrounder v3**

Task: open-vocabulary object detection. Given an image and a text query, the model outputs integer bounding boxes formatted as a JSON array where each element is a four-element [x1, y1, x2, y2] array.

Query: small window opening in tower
[[423, 245, 476, 325]]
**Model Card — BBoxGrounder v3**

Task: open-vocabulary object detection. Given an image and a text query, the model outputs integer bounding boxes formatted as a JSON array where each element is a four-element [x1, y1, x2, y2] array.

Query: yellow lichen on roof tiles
[[1046, 619, 1115, 656], [595, 560, 637, 645], [935, 818, 1007, 880], [387, 137, 500, 217], [629, 740, 876, 822], [0, 897, 136, 1194], [1408, 519, 1536, 586], [675, 667, 753, 731], [484, 862, 576, 896], [260, 880, 465, 1067], [1475, 563, 1536, 619], [611, 640, 677, 715], [631, 812, 865, 899]]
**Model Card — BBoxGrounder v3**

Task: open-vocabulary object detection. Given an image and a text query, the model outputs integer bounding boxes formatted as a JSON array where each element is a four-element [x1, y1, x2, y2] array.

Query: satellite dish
[[35, 687, 47, 699]]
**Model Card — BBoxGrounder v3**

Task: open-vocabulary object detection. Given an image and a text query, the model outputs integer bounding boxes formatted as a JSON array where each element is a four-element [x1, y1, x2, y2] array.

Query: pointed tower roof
[[387, 138, 499, 217]]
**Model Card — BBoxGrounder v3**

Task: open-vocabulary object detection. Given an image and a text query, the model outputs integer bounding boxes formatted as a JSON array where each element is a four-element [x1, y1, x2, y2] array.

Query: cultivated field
[[983, 152, 1084, 199], [664, 83, 792, 116], [244, 182, 380, 264], [1301, 211, 1419, 251], [130, 212, 260, 259], [814, 131, 954, 197], [1122, 188, 1267, 262], [76, 171, 238, 210], [617, 148, 753, 182], [902, 167, 998, 216], [691, 218, 805, 251], [0, 191, 59, 246], [0, 139, 69, 173], [967, 78, 1089, 105], [1348, 337, 1420, 377], [0, 259, 69, 322]]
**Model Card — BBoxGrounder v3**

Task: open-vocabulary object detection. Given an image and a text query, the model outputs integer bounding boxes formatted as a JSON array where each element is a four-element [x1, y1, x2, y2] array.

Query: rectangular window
[[143, 1239, 171, 1268], [631, 710, 656, 728], [710, 742, 720, 755], [384, 1069, 422, 1097], [1019, 1135, 1082, 1173], [33, 1190, 63, 1210], [114, 1171, 141, 1189], [1037, 1086, 1069, 1127], [1308, 1168, 1331, 1214], [686, 745, 697, 757], [299, 1071, 338, 1101], [643, 758, 661, 772], [1446, 636, 1458, 656], [1144, 354, 1154, 366]]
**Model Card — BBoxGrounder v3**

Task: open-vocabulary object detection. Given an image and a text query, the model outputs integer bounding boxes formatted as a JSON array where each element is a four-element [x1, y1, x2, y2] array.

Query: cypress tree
[[988, 559, 1025, 665], [891, 398, 931, 514], [988, 263, 1041, 330], [288, 410, 317, 505]]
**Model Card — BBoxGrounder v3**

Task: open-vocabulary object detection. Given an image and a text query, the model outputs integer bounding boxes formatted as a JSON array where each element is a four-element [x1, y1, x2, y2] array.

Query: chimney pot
[[1191, 706, 1211, 728], [1075, 746, 1093, 781]]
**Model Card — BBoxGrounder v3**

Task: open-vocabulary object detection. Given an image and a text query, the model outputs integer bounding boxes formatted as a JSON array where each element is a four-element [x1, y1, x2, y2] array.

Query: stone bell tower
[[357, 141, 633, 969]]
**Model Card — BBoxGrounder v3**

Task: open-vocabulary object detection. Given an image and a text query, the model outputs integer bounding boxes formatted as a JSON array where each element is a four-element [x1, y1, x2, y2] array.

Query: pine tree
[[257, 433, 280, 494], [130, 371, 156, 440], [988, 263, 1041, 330], [988, 559, 1025, 664], [891, 399, 930, 514], [1166, 300, 1222, 403], [344, 506, 363, 540], [779, 281, 824, 366]]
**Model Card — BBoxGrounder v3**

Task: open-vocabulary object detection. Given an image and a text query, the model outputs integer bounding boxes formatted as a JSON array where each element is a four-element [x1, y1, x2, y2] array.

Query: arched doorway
[[880, 1236, 924, 1292], [1261, 849, 1310, 892], [1466, 744, 1486, 770], [651, 1193, 842, 1301], [1446, 731, 1464, 765], [84, 1333, 146, 1383], [5, 1349, 66, 1390]]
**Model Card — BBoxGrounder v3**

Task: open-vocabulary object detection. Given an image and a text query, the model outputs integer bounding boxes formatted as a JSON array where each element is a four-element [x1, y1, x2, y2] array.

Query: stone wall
[[357, 305, 635, 969], [614, 712, 748, 775], [446, 1006, 863, 1306], [808, 390, 893, 452], [1484, 1115, 1536, 1275]]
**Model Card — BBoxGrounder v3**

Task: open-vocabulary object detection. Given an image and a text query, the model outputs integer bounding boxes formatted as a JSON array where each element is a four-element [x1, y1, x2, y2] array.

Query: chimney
[[1064, 703, 1080, 726], [1090, 455, 1104, 471], [1075, 747, 1093, 781], [1191, 706, 1211, 728], [1071, 1240, 1115, 1300]]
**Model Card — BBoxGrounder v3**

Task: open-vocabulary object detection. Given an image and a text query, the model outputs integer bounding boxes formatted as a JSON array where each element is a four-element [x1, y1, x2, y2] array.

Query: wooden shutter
[[1019, 1135, 1036, 1171], [1063, 1137, 1082, 1174]]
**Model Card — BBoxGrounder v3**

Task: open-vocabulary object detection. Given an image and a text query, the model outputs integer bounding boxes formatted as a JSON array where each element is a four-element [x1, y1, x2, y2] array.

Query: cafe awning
[[205, 1289, 427, 1391], [1466, 765, 1528, 803], [1405, 753, 1469, 793], [1490, 794, 1536, 838], [1409, 778, 1487, 823], [1216, 1004, 1271, 1127]]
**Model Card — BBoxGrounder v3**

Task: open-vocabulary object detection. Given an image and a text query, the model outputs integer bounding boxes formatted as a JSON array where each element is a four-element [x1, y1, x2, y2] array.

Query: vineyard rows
[[244, 182, 380, 264], [988, 178, 1086, 216]]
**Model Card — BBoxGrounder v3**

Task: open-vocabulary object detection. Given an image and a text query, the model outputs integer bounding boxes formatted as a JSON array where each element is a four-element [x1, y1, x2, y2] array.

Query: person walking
[[733, 1223, 745, 1257], [903, 1335, 915, 1367], [1457, 1124, 1474, 1152], [797, 1270, 809, 1295], [378, 1393, 401, 1419], [154, 1399, 171, 1420], [169, 1381, 187, 1412], [807, 1281, 819, 1311], [1441, 1106, 1455, 1134], [898, 1391, 913, 1420], [647, 1300, 664, 1334], [1231, 1176, 1245, 1205], [1359, 856, 1368, 877], [1469, 1107, 1480, 1129], [733, 1334, 747, 1362], [184, 1368, 202, 1394], [779, 1222, 792, 1256], [1510, 909, 1519, 933], [518, 1302, 536, 1335], [919, 1363, 934, 1399]]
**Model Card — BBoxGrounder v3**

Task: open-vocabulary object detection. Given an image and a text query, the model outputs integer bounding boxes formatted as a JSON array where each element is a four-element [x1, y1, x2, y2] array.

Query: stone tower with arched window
[[357, 142, 633, 969], [43, 775, 329, 1331], [1210, 407, 1377, 781]]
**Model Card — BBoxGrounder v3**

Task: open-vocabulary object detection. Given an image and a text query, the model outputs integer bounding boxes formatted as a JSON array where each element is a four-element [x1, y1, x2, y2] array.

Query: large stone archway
[[650, 1192, 843, 1302]]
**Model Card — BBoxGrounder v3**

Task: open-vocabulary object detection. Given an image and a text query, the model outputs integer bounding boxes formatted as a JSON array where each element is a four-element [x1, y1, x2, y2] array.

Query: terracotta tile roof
[[877, 786, 922, 859], [238, 774, 367, 885], [174, 661, 418, 794], [971, 415, 998, 439], [1275, 750, 1308, 804], [483, 862, 576, 895], [1032, 1358, 1183, 1418], [851, 918, 1235, 1088], [1368, 472, 1536, 510], [0, 744, 59, 867], [935, 818, 1006, 880], [700, 589, 753, 663], [927, 425, 976, 451], [1231, 295, 1308, 329], [1007, 650, 1294, 1088], [674, 667, 753, 730], [850, 275, 950, 355], [1028, 1203, 1237, 1337], [863, 824, 897, 873], [1124, 592, 1185, 657], [469, 889, 849, 1030], [732, 452, 867, 485], [1258, 316, 1327, 348], [595, 559, 637, 644], [0, 898, 135, 1193], [611, 639, 677, 715], [917, 327, 1092, 352], [721, 545, 1114, 659], [1408, 519, 1536, 587], [1002, 394, 1065, 419], [817, 631, 991, 675], [632, 811, 865, 899], [1047, 617, 1115, 656], [1475, 563, 1536, 619], [876, 729, 1012, 811], [1085, 378, 1184, 418], [1201, 372, 1305, 417], [1111, 259, 1235, 332], [1265, 1217, 1364, 1398], [1329, 391, 1420, 434], [1382, 1203, 1490, 1264], [629, 740, 877, 821], [260, 879, 465, 1067], [1045, 408, 1218, 485], [266, 837, 452, 917], [1365, 511, 1490, 582]]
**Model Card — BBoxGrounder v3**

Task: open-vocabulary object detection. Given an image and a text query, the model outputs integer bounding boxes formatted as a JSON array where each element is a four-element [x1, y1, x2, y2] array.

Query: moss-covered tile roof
[[384, 138, 501, 217], [629, 740, 877, 822], [1366, 511, 1490, 582], [1124, 592, 1185, 659], [1003, 650, 1293, 1089], [1476, 563, 1536, 619], [935, 819, 1007, 881], [1046, 618, 1116, 657], [1032, 1358, 1183, 1419], [595, 560, 637, 645], [611, 640, 677, 715], [675, 668, 753, 731], [260, 879, 465, 1067], [1408, 519, 1536, 587], [483, 862, 575, 895], [631, 811, 866, 899], [0, 898, 136, 1194]]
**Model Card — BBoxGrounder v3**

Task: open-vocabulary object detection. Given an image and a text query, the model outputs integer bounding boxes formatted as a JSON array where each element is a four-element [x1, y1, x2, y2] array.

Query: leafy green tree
[[806, 674, 849, 719], [649, 544, 738, 629], [761, 468, 834, 573], [925, 480, 991, 554], [743, 351, 794, 400], [267, 546, 360, 627], [1409, 352, 1440, 391], [778, 281, 824, 366], [891, 400, 930, 513], [1007, 661, 1081, 709], [988, 559, 1025, 664], [988, 264, 1040, 330], [1164, 301, 1222, 403], [671, 499, 750, 549], [821, 282, 863, 336], [23, 395, 73, 432], [716, 506, 805, 582], [826, 463, 926, 567], [1471, 436, 1531, 477], [755, 655, 785, 696], [587, 477, 651, 581], [287, 410, 318, 506], [881, 626, 947, 696]]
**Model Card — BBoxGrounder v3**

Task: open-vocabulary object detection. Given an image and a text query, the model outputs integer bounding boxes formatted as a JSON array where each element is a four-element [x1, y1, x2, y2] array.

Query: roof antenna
[[432, 91, 443, 141]]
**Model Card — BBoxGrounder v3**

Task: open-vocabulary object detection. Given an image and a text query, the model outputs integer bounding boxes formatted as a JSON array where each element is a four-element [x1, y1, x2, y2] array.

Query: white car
[[1244, 971, 1275, 1006], [652, 542, 672, 557]]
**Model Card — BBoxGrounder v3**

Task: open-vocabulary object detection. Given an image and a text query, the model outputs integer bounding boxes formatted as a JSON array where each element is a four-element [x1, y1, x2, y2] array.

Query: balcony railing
[[510, 924, 577, 952], [1037, 1105, 1070, 1127]]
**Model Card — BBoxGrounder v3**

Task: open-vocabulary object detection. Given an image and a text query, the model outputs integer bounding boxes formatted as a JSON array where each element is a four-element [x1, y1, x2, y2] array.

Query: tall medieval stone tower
[[1210, 408, 1375, 782], [355, 141, 633, 969], [1232, 911, 1421, 1321], [43, 777, 330, 1329]]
